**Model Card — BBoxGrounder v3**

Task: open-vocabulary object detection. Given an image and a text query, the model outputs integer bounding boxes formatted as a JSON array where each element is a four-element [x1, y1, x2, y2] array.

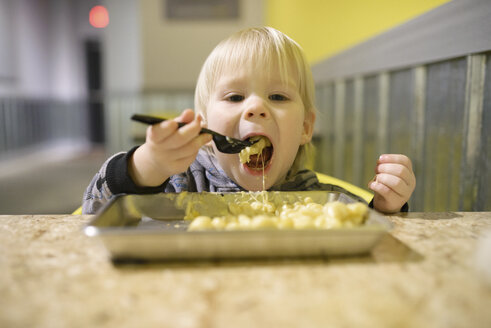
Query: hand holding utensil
[[131, 114, 258, 154]]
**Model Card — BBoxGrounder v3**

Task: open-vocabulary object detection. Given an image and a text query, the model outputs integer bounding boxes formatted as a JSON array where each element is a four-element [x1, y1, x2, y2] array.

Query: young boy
[[82, 27, 416, 214]]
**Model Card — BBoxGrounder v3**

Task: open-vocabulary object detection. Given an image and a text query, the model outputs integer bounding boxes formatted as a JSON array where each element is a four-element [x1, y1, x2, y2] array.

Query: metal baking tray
[[84, 191, 392, 260]]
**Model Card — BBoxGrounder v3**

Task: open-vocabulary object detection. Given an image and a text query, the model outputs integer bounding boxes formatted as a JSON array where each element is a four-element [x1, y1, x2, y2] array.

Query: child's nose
[[243, 97, 270, 119]]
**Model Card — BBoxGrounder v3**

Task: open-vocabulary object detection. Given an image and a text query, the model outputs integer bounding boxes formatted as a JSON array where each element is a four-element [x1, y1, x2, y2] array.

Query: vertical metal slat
[[334, 80, 345, 178], [322, 84, 335, 176], [353, 77, 364, 188], [377, 72, 390, 155], [362, 76, 379, 187], [424, 58, 467, 211], [314, 84, 327, 171], [460, 54, 486, 211], [343, 79, 355, 184], [411, 66, 427, 211], [476, 53, 491, 210]]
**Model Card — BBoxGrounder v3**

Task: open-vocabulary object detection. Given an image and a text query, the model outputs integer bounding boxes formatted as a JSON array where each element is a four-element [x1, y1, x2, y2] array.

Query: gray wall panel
[[343, 80, 355, 184], [314, 83, 335, 176], [388, 69, 413, 155], [311, 0, 490, 211], [387, 69, 416, 209], [362, 76, 379, 187], [424, 58, 467, 211], [477, 53, 491, 210]]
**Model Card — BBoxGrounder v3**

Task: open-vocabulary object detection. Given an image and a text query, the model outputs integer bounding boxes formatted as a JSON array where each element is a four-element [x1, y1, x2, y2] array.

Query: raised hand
[[129, 109, 212, 187], [368, 154, 416, 213]]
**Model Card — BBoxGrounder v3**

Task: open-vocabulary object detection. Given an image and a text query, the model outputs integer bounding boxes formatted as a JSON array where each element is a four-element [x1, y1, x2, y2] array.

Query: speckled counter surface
[[1, 212, 490, 328]]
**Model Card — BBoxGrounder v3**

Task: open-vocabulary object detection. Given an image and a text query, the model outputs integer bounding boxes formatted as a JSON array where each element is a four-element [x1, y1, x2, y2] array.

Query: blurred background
[[0, 0, 489, 214]]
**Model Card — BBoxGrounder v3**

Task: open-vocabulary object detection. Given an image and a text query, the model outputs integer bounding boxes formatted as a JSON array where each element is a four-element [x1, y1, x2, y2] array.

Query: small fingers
[[146, 120, 178, 143], [167, 115, 204, 149], [377, 154, 413, 171], [173, 133, 213, 160], [376, 163, 415, 187], [176, 109, 196, 124], [369, 177, 407, 213], [370, 173, 411, 198], [369, 154, 415, 213], [161, 133, 211, 173], [146, 111, 203, 148]]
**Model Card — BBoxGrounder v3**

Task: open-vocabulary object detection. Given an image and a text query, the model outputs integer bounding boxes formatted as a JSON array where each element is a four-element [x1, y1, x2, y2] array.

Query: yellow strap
[[315, 172, 373, 203], [72, 206, 82, 215]]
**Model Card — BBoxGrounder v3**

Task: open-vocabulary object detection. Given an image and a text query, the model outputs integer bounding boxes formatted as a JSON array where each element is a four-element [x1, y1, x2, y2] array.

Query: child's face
[[205, 64, 313, 191]]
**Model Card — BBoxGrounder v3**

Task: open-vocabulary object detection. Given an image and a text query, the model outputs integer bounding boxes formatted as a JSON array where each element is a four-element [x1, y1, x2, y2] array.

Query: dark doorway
[[84, 39, 105, 144]]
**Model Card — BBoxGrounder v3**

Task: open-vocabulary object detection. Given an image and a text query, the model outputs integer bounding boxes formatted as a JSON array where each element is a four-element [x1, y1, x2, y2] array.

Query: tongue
[[246, 147, 272, 169]]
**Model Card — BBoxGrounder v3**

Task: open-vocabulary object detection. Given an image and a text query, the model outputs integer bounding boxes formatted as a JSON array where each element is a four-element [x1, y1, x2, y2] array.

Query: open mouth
[[240, 136, 274, 170], [246, 146, 273, 169]]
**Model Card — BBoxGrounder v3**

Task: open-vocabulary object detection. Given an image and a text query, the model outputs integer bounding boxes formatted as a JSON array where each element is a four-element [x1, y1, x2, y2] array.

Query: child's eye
[[269, 94, 289, 101], [227, 94, 244, 102]]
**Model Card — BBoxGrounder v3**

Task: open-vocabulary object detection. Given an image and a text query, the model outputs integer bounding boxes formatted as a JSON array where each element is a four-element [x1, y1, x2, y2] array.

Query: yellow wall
[[266, 0, 451, 64]]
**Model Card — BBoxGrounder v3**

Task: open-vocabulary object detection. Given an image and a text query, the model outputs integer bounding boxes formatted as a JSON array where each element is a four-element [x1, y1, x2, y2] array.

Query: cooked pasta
[[188, 197, 368, 231]]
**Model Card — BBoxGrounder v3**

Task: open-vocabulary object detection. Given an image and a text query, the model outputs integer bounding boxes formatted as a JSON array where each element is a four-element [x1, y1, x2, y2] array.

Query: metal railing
[[0, 97, 89, 160]]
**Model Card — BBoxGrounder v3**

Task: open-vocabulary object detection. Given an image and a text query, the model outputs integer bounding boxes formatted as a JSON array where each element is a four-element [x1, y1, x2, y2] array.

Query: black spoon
[[131, 114, 258, 154]]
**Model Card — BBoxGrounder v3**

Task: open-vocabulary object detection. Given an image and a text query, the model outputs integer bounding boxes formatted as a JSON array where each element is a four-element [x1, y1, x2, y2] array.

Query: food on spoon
[[239, 136, 272, 167]]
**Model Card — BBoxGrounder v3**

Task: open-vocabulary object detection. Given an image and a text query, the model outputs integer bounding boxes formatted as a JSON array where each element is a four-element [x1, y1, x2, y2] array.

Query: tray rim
[[84, 191, 392, 237]]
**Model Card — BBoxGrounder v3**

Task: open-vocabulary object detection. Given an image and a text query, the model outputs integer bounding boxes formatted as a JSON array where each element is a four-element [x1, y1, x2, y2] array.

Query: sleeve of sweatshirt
[[81, 146, 166, 214]]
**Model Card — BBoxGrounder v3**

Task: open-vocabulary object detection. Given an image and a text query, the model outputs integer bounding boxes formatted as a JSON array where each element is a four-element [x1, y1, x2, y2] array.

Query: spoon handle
[[131, 114, 220, 136], [131, 114, 183, 127]]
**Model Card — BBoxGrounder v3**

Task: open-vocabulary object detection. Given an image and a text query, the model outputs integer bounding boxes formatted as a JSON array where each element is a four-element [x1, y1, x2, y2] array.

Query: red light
[[89, 6, 109, 28]]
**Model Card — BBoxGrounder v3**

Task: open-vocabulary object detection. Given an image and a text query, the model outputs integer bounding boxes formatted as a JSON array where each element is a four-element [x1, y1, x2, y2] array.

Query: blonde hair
[[195, 27, 316, 176]]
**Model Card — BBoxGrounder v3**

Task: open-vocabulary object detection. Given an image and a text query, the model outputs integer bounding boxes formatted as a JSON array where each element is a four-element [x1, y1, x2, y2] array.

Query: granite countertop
[[1, 212, 490, 328]]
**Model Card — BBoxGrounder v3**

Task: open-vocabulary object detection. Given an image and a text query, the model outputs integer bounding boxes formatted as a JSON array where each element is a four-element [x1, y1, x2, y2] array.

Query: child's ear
[[300, 110, 316, 145]]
